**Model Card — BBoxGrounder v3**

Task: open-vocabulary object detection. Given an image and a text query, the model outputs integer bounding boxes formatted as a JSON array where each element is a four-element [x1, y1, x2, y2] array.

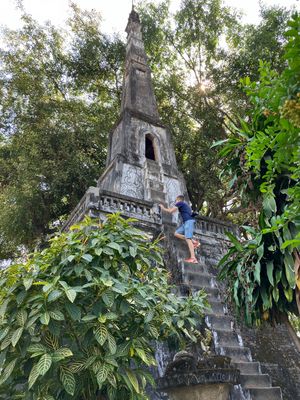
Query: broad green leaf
[[144, 310, 154, 323], [16, 309, 28, 326], [177, 319, 184, 328], [266, 261, 274, 286], [257, 244, 264, 260], [272, 287, 279, 302], [284, 253, 296, 288], [65, 289, 77, 303], [0, 359, 17, 385], [0, 327, 10, 341], [94, 324, 108, 345], [260, 286, 270, 310], [117, 341, 131, 356], [81, 253, 93, 263], [69, 361, 85, 373], [53, 347, 73, 362], [225, 231, 243, 251], [28, 363, 40, 389], [211, 138, 229, 148], [129, 246, 137, 257], [97, 363, 109, 385], [47, 290, 63, 303], [107, 332, 117, 355], [254, 262, 261, 285], [11, 327, 23, 347], [0, 299, 9, 317], [60, 368, 76, 395], [23, 278, 33, 291], [65, 303, 81, 321], [92, 360, 102, 374], [263, 195, 277, 216], [108, 386, 117, 400], [102, 292, 114, 307], [125, 368, 140, 393], [107, 242, 122, 252], [82, 314, 97, 322], [105, 312, 118, 320], [37, 353, 52, 376], [27, 343, 47, 354], [49, 310, 65, 321], [1, 332, 13, 350], [105, 356, 119, 367], [107, 370, 117, 388], [148, 323, 159, 338], [40, 312, 50, 325], [95, 248, 103, 256], [135, 348, 149, 364], [283, 287, 293, 302], [59, 281, 69, 290]]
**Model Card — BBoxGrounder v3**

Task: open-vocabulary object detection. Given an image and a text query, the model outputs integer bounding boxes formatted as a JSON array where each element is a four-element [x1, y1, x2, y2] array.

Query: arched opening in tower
[[145, 135, 156, 161]]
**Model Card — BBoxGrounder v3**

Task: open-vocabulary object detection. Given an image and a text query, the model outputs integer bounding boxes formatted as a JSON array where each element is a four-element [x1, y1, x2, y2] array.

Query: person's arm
[[160, 204, 178, 214]]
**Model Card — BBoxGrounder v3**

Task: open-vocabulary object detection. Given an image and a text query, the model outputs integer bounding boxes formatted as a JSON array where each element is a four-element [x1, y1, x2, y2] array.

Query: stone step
[[203, 286, 220, 301], [182, 262, 210, 275], [183, 272, 217, 290], [248, 387, 282, 400], [205, 315, 233, 331], [190, 285, 220, 300], [234, 361, 261, 375], [216, 345, 252, 362], [212, 328, 241, 347], [204, 300, 226, 316], [240, 374, 271, 389]]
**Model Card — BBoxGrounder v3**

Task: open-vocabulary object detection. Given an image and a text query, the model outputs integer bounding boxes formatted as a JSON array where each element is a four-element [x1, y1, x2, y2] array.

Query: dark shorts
[[175, 219, 195, 239]]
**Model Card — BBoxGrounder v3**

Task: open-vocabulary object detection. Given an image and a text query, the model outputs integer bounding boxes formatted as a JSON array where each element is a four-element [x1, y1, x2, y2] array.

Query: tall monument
[[64, 7, 300, 400], [98, 8, 187, 206]]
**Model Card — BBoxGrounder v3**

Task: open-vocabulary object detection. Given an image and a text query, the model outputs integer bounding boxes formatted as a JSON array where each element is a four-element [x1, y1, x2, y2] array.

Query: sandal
[[184, 257, 198, 264]]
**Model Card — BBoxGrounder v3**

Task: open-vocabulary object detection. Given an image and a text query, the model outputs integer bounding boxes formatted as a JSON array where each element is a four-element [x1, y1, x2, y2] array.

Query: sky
[[0, 0, 299, 38]]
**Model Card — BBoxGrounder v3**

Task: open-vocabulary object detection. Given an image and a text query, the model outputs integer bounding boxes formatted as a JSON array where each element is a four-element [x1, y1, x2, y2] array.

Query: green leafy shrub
[[216, 14, 300, 325], [0, 214, 207, 399]]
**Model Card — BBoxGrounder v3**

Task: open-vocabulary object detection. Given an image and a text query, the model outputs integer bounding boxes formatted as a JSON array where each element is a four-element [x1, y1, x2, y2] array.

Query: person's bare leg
[[174, 232, 186, 241], [186, 239, 196, 259]]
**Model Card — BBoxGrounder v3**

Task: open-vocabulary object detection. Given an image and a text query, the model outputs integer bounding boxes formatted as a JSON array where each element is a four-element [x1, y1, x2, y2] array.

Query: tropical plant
[[217, 13, 300, 325], [0, 214, 207, 399]]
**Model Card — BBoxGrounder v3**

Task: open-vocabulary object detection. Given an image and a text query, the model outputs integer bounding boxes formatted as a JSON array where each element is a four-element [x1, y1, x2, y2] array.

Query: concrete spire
[[120, 8, 160, 121]]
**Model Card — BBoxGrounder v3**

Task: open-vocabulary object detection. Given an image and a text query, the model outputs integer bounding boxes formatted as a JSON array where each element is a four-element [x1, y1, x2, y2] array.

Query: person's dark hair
[[176, 195, 184, 201]]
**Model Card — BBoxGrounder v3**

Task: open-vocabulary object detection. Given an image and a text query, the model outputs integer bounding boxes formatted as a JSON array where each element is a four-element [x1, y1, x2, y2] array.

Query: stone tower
[[63, 7, 300, 400], [97, 8, 187, 205]]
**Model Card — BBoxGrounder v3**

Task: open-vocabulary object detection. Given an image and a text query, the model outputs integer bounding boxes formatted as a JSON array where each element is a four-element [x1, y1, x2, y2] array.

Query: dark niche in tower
[[145, 134, 156, 161]]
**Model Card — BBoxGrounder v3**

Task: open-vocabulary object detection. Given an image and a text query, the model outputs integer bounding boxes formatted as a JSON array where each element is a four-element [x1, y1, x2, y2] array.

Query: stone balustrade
[[63, 188, 238, 240], [98, 190, 162, 225], [195, 215, 238, 239]]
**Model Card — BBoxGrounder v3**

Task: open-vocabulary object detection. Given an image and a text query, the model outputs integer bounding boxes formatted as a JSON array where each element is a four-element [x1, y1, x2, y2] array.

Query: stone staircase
[[176, 240, 283, 400]]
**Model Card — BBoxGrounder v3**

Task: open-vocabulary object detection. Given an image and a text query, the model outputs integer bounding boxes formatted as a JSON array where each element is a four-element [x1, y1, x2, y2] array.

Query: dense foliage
[[217, 14, 300, 325], [0, 6, 124, 258], [0, 214, 207, 399], [0, 1, 294, 258]]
